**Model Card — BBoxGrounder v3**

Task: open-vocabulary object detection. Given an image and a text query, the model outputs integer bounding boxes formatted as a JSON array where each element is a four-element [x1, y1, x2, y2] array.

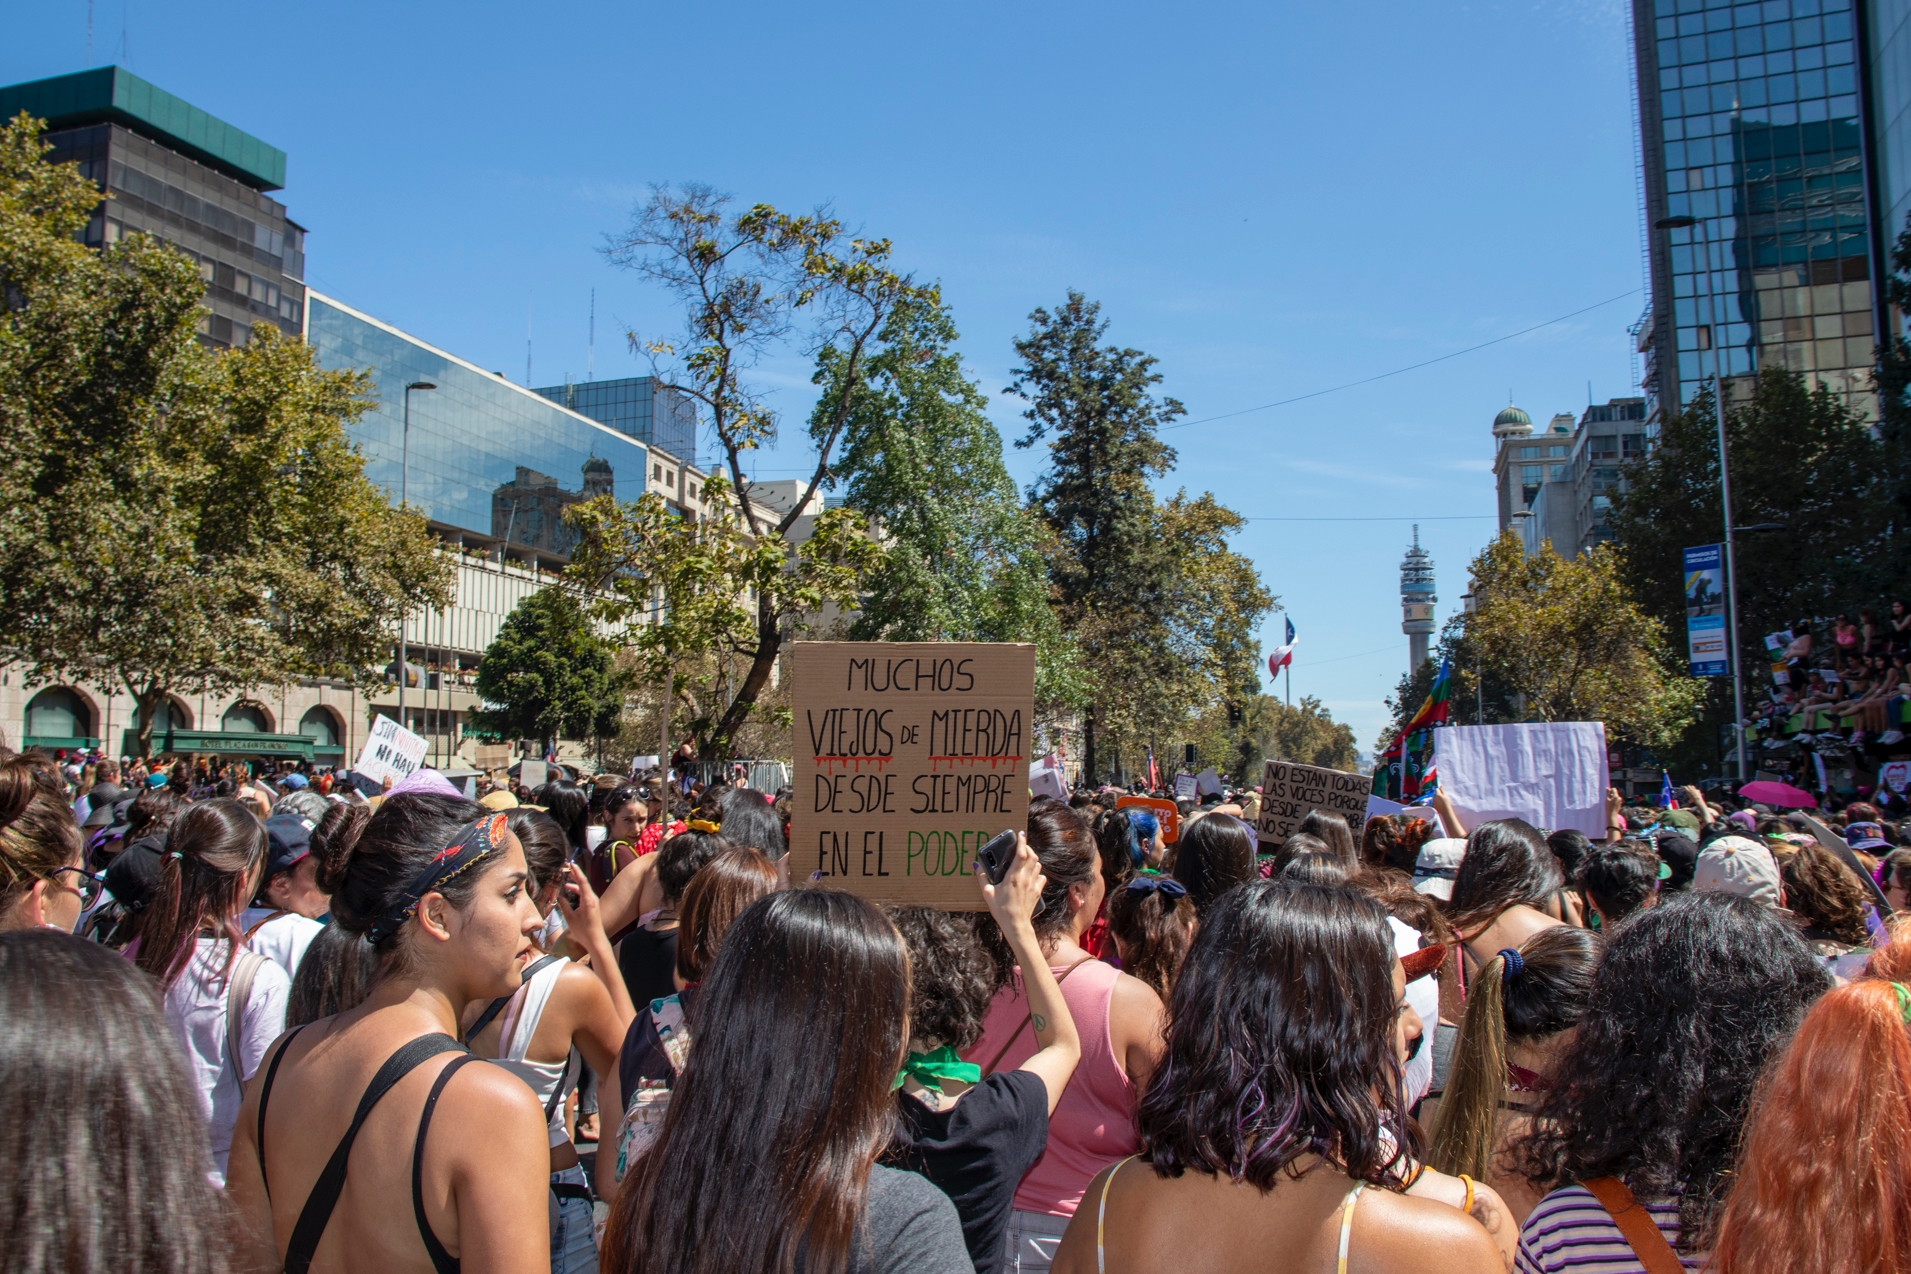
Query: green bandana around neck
[[893, 1044, 982, 1095]]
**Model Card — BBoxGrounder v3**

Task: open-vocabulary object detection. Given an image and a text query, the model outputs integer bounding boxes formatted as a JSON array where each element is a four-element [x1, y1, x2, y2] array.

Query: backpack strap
[[413, 1054, 480, 1274], [1582, 1177, 1685, 1274], [282, 1034, 465, 1274], [225, 949, 268, 1082], [461, 955, 563, 1046]]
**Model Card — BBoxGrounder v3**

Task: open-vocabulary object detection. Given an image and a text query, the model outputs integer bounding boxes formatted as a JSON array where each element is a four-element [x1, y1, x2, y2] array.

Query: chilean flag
[[1268, 617, 1297, 678]]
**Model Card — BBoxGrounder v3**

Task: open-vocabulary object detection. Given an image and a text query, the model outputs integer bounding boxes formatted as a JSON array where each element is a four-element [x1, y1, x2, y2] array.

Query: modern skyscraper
[[1400, 528, 1436, 675], [0, 67, 306, 349], [1866, 0, 1911, 246], [533, 376, 700, 468], [1630, 0, 1882, 424]]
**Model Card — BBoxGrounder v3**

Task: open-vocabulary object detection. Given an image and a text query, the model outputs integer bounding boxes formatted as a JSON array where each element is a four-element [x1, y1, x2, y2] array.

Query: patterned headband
[[365, 812, 510, 944]]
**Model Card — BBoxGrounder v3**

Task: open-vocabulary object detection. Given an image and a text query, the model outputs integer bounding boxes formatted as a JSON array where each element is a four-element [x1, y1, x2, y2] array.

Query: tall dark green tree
[[1008, 292, 1272, 781], [472, 589, 625, 754]]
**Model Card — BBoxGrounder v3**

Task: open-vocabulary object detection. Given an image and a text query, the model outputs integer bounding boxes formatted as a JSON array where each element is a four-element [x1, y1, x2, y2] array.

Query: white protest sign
[[1195, 768, 1224, 797], [1881, 760, 1911, 794], [354, 714, 428, 786], [1173, 773, 1197, 801], [1365, 793, 1408, 821], [1431, 723, 1609, 837], [519, 759, 549, 791], [1030, 753, 1068, 801], [1255, 759, 1371, 847]]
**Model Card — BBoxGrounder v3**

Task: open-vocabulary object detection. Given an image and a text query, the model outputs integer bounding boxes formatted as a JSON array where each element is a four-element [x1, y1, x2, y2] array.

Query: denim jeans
[[1002, 1208, 1071, 1273], [549, 1164, 597, 1274]]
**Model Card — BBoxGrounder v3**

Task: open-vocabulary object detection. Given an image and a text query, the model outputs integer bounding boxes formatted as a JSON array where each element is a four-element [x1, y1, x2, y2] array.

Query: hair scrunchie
[[1892, 981, 1911, 1025], [686, 818, 720, 834], [1498, 948, 1524, 981], [1125, 875, 1188, 900]]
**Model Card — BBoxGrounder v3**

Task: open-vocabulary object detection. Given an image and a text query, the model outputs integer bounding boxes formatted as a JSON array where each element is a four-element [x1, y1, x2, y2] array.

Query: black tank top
[[618, 922, 680, 1010]]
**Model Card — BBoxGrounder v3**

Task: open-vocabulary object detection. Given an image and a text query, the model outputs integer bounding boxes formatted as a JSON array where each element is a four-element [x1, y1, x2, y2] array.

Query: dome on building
[[582, 455, 612, 474], [1491, 404, 1534, 439]]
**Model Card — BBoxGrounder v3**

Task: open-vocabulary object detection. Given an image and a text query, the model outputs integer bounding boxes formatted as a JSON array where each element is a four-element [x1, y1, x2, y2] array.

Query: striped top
[[1516, 1186, 1705, 1274]]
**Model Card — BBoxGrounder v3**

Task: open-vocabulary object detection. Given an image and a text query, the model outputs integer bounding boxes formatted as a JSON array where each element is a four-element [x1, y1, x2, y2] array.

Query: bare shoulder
[[1356, 1191, 1504, 1273], [440, 1055, 547, 1124], [1110, 968, 1165, 1018]]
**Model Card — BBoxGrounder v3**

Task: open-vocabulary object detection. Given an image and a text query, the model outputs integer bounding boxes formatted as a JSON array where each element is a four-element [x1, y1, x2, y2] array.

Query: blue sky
[[11, 0, 1644, 752]]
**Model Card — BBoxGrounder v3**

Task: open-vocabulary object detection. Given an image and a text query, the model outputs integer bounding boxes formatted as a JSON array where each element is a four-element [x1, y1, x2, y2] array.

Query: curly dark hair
[[1511, 891, 1831, 1250], [1777, 844, 1871, 946], [1361, 814, 1438, 874], [655, 829, 733, 905], [1575, 840, 1662, 925], [1137, 879, 1412, 1189], [885, 905, 996, 1051]]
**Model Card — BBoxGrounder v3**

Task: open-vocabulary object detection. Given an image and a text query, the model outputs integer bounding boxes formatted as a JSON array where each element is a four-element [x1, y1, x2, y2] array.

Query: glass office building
[[306, 293, 650, 563], [0, 67, 306, 349], [533, 376, 700, 468], [1632, 0, 1881, 421], [1870, 0, 1911, 250]]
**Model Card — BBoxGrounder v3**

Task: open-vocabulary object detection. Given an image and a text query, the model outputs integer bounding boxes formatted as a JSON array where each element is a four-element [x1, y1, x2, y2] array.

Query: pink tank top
[[961, 957, 1138, 1218]]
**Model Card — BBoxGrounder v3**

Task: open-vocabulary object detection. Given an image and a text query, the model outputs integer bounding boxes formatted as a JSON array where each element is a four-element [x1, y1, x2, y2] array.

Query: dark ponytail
[[981, 798, 1097, 992], [134, 799, 267, 988], [315, 792, 488, 953]]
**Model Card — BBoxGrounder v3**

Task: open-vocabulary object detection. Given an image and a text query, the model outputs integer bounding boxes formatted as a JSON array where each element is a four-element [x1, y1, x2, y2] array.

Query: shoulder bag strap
[[461, 954, 563, 1046], [283, 1034, 466, 1274], [256, 1023, 309, 1198], [547, 1046, 581, 1123], [981, 957, 1092, 1078], [1581, 1177, 1685, 1274], [226, 949, 268, 1082]]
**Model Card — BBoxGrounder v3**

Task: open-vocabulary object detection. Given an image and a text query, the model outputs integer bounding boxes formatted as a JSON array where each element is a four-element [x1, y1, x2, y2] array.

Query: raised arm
[[977, 835, 1082, 1115], [557, 862, 636, 1026]]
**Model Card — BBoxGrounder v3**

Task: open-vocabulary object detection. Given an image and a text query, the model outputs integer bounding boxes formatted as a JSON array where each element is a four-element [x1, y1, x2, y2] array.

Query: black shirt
[[883, 1070, 1050, 1274], [617, 922, 680, 1013]]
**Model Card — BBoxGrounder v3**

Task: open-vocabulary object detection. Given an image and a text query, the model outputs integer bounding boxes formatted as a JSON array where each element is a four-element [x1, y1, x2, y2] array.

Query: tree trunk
[[126, 677, 164, 760], [706, 598, 782, 764], [1082, 706, 1097, 789]]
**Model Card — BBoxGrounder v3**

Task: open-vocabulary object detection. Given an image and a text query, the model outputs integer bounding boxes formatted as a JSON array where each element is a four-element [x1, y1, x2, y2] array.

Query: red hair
[[1712, 933, 1911, 1274]]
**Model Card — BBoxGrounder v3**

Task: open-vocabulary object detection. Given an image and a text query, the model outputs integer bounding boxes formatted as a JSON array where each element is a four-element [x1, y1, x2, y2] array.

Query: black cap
[[82, 784, 126, 828], [264, 811, 316, 878], [103, 833, 168, 913]]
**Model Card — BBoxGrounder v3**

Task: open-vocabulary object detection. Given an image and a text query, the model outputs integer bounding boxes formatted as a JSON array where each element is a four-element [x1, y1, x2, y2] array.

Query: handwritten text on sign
[[793, 642, 1035, 908], [1255, 759, 1371, 848]]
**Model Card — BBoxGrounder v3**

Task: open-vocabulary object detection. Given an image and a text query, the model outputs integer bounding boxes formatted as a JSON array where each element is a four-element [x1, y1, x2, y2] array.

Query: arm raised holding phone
[[977, 833, 1082, 1114]]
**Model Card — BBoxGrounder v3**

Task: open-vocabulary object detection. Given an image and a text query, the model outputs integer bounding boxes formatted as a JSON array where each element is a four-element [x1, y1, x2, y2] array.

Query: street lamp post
[[399, 381, 436, 729], [1654, 214, 1747, 783]]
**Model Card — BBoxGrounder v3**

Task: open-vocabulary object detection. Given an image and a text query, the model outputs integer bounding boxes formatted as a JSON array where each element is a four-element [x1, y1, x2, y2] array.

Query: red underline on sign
[[927, 755, 1023, 772], [813, 756, 893, 771]]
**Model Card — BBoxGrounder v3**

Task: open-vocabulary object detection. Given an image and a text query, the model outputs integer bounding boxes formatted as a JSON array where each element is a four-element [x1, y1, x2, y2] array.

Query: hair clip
[[168, 850, 183, 860]]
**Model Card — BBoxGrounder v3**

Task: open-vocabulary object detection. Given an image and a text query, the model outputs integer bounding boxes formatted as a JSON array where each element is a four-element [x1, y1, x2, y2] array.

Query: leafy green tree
[[471, 589, 624, 753], [1873, 211, 1911, 585], [812, 295, 1086, 724], [1219, 693, 1359, 778], [0, 113, 452, 755], [1454, 532, 1703, 750], [1009, 291, 1272, 781], [600, 185, 934, 753], [564, 474, 884, 764]]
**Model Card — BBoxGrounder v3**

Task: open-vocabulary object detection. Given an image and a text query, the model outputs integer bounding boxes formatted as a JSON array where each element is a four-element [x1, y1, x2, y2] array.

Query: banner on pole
[[1683, 544, 1729, 677], [791, 642, 1034, 909]]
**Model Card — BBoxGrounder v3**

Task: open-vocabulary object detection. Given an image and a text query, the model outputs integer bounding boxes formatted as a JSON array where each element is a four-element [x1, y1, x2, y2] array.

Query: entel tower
[[1400, 527, 1435, 675]]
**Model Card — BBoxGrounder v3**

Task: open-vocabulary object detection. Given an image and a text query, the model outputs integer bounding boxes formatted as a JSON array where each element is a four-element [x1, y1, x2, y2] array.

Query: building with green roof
[[0, 66, 305, 348]]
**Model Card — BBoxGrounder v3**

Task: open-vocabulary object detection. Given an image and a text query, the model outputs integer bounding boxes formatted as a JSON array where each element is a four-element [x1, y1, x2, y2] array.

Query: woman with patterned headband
[[225, 793, 552, 1274]]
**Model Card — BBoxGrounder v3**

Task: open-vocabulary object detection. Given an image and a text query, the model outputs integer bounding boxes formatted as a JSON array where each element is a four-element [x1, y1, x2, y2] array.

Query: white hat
[[1692, 835, 1783, 907], [1412, 837, 1467, 901]]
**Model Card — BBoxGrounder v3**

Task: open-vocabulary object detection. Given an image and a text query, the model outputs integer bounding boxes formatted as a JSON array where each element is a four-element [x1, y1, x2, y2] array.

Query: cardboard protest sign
[[792, 641, 1035, 908], [1431, 723, 1609, 837], [1173, 773, 1197, 801], [519, 759, 549, 791], [354, 714, 428, 786], [1116, 795, 1180, 845], [1254, 759, 1370, 848], [1881, 760, 1911, 794]]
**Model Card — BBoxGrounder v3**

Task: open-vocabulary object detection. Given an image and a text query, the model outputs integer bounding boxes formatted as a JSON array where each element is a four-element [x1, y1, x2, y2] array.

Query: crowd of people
[[1750, 606, 1911, 782], [2, 743, 1909, 1274]]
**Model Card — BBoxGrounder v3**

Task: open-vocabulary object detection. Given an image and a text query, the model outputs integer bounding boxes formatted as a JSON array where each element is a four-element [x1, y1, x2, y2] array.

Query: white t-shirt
[[238, 907, 324, 981], [1389, 916, 1439, 1106], [162, 936, 291, 1181]]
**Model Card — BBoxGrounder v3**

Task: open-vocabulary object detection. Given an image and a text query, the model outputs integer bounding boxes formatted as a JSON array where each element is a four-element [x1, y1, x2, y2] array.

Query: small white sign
[[1029, 753, 1068, 801], [1173, 773, 1198, 800], [354, 714, 428, 787], [1195, 768, 1224, 797], [519, 759, 549, 791]]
